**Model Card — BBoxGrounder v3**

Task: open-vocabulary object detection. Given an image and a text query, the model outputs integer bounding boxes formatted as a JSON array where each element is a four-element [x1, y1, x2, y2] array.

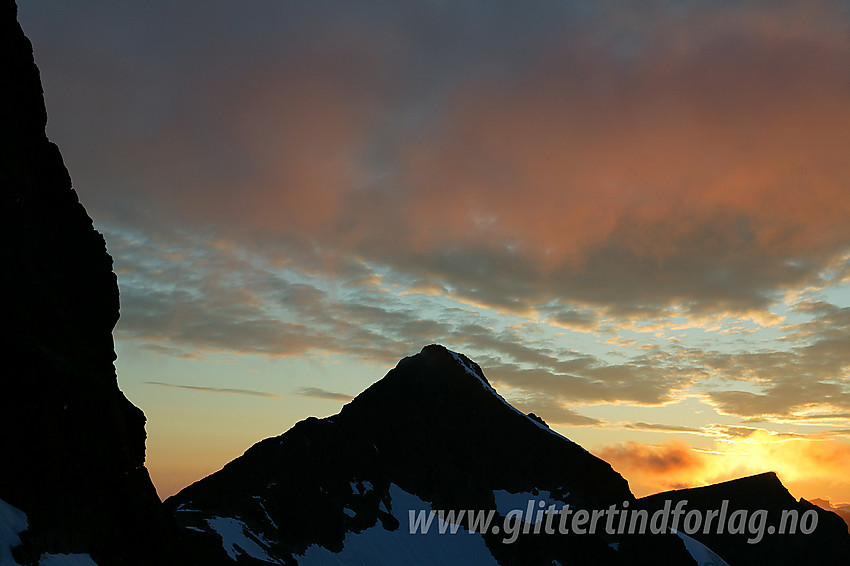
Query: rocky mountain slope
[[0, 2, 184, 564], [166, 345, 695, 565], [166, 345, 850, 566]]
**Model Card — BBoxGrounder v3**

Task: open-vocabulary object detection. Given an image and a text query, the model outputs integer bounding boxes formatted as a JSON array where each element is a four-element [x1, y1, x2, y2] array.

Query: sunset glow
[[17, 0, 850, 505]]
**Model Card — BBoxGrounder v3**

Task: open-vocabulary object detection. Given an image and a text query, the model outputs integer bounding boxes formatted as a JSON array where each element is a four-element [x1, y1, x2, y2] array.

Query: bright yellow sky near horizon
[[17, 1, 850, 507], [119, 331, 850, 505]]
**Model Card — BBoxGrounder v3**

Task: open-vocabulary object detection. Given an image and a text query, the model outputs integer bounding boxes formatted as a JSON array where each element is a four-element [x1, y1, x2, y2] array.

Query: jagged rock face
[[0, 2, 184, 564], [639, 472, 850, 566], [167, 345, 694, 565]]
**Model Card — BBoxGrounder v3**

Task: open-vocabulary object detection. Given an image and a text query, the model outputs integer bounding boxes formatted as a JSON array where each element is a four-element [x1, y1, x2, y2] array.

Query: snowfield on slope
[[1, 498, 99, 566], [297, 484, 498, 566]]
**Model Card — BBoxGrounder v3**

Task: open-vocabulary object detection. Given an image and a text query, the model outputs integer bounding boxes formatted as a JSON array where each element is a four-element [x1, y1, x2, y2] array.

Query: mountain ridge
[[165, 344, 695, 565], [639, 471, 850, 565], [165, 345, 850, 565]]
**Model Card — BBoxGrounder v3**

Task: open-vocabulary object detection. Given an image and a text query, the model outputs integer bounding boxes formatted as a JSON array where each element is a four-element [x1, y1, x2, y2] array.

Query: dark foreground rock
[[0, 2, 185, 564]]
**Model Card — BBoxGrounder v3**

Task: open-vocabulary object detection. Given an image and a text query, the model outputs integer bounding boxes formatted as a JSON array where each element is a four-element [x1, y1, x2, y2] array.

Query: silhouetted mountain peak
[[339, 344, 565, 443], [641, 471, 794, 511], [165, 346, 850, 565], [639, 471, 850, 565], [167, 346, 650, 564], [352, 343, 493, 399]]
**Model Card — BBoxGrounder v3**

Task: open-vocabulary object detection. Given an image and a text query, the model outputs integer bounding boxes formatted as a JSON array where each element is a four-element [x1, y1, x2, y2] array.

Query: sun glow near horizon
[[17, 0, 850, 507]]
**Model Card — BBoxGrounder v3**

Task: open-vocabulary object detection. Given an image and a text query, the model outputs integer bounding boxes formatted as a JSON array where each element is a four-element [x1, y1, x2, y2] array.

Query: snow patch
[[343, 508, 356, 518], [446, 350, 570, 442], [447, 349, 487, 383], [675, 531, 729, 566], [349, 481, 373, 496], [1, 498, 28, 566], [256, 500, 279, 530], [493, 490, 564, 523], [206, 516, 281, 563], [298, 484, 498, 565], [2, 499, 99, 566], [38, 554, 99, 566]]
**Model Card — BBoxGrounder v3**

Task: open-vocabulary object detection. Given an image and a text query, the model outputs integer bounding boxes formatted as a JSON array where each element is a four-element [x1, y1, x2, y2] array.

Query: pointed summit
[[341, 344, 574, 439], [333, 344, 624, 506], [166, 346, 694, 565]]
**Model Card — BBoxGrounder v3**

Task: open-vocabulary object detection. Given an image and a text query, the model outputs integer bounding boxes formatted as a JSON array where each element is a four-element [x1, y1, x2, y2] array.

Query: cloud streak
[[144, 381, 282, 398], [295, 387, 354, 403]]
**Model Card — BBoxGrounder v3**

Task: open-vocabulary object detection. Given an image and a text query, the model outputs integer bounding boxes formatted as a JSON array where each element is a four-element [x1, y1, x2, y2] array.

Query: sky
[[16, 0, 850, 502]]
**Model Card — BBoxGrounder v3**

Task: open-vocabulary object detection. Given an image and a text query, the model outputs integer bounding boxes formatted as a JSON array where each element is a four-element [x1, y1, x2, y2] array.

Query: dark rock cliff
[[0, 2, 184, 564]]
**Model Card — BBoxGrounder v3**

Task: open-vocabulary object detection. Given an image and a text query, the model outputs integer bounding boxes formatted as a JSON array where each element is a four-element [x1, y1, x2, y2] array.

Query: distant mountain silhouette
[[1, 2, 184, 564], [639, 472, 850, 565], [166, 345, 697, 565], [166, 346, 850, 565], [810, 498, 850, 532]]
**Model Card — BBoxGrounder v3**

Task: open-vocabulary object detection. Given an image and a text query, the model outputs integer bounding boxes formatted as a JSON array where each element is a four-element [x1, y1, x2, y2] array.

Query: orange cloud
[[358, 7, 850, 321], [594, 432, 850, 504], [401, 25, 850, 282], [30, 0, 850, 320], [596, 440, 709, 492]]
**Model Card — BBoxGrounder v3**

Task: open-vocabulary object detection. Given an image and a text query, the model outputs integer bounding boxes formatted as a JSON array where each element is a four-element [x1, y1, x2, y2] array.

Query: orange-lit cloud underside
[[60, 0, 850, 320], [19, 0, 850, 501], [596, 433, 850, 505]]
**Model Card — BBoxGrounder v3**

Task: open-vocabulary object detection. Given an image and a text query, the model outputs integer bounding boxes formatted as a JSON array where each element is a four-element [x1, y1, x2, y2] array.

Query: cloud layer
[[17, 0, 850, 493], [21, 0, 850, 318]]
